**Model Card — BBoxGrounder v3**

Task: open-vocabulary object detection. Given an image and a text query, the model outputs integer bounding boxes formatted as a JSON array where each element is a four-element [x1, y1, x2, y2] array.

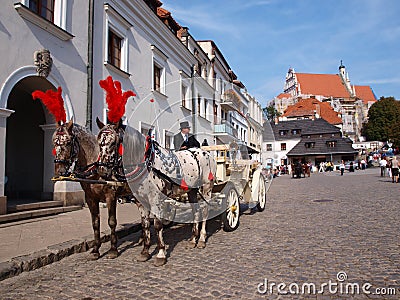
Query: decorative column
[[0, 108, 14, 214], [39, 124, 57, 199]]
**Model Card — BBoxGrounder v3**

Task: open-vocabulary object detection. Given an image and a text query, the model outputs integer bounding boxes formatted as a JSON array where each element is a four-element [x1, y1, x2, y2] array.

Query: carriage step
[[7, 200, 64, 213], [0, 206, 82, 224]]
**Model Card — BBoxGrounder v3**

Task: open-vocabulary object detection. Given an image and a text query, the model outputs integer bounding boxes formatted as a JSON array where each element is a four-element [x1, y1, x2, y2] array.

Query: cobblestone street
[[0, 170, 399, 299]]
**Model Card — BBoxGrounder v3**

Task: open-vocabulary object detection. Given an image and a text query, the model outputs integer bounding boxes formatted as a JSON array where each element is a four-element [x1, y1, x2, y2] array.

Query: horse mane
[[72, 124, 99, 165]]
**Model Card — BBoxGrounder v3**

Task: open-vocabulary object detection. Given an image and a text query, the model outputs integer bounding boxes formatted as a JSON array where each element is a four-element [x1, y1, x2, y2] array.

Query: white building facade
[[0, 0, 265, 213]]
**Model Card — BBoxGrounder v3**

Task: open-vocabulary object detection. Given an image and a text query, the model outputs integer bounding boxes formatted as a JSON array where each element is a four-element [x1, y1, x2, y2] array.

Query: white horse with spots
[[96, 121, 216, 266]]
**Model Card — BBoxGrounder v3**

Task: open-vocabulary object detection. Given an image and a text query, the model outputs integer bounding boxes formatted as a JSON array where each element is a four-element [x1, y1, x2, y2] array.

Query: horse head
[[96, 117, 124, 180], [52, 119, 78, 177]]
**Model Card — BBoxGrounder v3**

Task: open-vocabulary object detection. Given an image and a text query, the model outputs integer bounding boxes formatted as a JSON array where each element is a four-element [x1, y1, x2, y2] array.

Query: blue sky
[[164, 0, 400, 107]]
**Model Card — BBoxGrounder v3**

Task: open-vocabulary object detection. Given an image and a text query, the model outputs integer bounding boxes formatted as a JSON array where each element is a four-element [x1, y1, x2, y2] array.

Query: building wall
[[0, 1, 89, 199]]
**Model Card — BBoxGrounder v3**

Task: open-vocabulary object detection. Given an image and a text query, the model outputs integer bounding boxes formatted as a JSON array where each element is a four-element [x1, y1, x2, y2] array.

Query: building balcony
[[214, 123, 238, 144]]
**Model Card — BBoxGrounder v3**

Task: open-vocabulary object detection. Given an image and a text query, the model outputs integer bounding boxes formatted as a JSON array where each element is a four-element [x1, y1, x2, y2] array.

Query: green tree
[[362, 96, 400, 146], [263, 103, 281, 121]]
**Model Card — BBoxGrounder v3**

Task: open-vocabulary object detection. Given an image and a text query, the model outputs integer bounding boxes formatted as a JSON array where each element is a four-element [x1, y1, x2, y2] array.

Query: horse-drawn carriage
[[36, 76, 271, 265], [199, 142, 270, 231]]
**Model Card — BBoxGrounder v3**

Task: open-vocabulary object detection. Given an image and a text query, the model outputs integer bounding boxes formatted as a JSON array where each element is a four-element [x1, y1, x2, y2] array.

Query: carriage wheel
[[256, 175, 267, 212], [222, 183, 240, 232]]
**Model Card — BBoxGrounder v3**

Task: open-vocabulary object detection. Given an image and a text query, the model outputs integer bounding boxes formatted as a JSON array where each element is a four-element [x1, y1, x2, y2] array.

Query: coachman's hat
[[179, 121, 191, 130]]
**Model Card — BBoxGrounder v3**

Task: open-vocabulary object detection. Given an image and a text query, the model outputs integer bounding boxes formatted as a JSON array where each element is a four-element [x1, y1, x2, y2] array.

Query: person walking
[[391, 156, 399, 183], [379, 158, 387, 177], [339, 160, 345, 176]]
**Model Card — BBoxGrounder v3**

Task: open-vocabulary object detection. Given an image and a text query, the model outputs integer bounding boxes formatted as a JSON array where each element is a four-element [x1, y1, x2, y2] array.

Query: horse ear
[[66, 118, 73, 133], [96, 117, 105, 129]]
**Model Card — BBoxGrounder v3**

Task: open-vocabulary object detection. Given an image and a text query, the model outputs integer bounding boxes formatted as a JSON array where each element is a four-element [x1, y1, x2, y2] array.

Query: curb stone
[[0, 222, 142, 281]]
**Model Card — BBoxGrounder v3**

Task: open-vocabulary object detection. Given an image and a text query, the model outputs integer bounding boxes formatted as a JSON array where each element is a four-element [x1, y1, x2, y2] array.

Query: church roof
[[295, 73, 350, 98], [282, 98, 343, 125], [354, 85, 377, 104]]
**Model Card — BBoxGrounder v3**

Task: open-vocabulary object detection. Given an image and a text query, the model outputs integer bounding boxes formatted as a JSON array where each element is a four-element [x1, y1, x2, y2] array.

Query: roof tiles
[[296, 73, 350, 98]]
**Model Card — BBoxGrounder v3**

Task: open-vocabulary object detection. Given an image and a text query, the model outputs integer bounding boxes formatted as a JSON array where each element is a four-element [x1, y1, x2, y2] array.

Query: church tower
[[339, 60, 354, 97]]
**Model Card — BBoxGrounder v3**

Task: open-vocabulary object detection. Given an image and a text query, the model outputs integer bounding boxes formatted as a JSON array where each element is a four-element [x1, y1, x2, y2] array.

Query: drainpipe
[[86, 0, 94, 130], [191, 64, 196, 135]]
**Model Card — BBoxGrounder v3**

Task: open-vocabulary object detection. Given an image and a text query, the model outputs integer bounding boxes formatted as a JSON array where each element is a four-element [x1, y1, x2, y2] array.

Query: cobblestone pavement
[[0, 170, 399, 299]]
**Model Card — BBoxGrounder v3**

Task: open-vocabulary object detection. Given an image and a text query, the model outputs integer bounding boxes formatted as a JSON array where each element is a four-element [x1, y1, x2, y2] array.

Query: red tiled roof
[[277, 93, 291, 99], [354, 85, 377, 103], [157, 7, 181, 32], [283, 98, 343, 125], [296, 73, 350, 98]]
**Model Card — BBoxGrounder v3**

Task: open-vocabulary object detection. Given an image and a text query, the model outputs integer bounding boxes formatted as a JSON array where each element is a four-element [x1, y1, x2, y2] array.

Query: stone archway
[[5, 76, 55, 204]]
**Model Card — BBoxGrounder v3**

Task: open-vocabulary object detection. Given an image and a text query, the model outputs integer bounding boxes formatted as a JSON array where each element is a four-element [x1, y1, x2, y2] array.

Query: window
[[154, 63, 161, 92], [281, 143, 286, 151], [214, 102, 218, 124], [14, 1, 73, 41], [326, 141, 336, 148], [29, 0, 54, 22], [104, 4, 131, 76], [305, 142, 315, 148], [108, 30, 122, 68], [266, 144, 272, 151], [164, 131, 174, 149], [181, 85, 187, 108], [292, 129, 301, 135], [204, 99, 208, 119], [151, 45, 168, 95], [279, 130, 288, 136], [197, 95, 201, 116], [140, 123, 157, 140]]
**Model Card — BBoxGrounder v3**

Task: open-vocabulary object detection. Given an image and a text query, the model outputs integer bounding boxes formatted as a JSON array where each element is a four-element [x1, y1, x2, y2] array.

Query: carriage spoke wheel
[[222, 184, 240, 232], [256, 175, 267, 212]]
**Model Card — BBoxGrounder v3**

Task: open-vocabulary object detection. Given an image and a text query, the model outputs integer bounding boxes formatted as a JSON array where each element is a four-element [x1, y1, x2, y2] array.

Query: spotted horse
[[96, 76, 217, 266]]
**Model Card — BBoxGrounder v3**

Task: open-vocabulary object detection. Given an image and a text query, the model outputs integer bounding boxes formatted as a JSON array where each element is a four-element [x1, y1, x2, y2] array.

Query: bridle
[[54, 130, 79, 177], [53, 129, 97, 178], [97, 127, 126, 181]]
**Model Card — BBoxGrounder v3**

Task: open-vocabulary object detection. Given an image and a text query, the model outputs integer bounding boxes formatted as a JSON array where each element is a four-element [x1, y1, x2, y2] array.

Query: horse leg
[[105, 194, 118, 259], [197, 185, 212, 249], [136, 204, 151, 262], [153, 218, 167, 267], [87, 198, 101, 260], [187, 189, 199, 248]]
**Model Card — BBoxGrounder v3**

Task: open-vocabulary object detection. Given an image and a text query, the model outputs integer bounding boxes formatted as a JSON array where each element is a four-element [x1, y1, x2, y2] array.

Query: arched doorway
[[5, 76, 54, 204]]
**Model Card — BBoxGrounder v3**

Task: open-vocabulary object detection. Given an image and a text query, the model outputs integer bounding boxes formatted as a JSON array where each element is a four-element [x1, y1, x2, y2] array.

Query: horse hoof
[[136, 253, 151, 262], [197, 241, 206, 249], [186, 240, 197, 249], [88, 252, 100, 260], [105, 250, 118, 259], [154, 257, 167, 267]]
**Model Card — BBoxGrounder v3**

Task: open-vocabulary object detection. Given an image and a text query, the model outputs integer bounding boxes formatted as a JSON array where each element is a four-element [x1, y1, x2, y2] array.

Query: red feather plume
[[99, 76, 136, 123], [32, 87, 66, 123]]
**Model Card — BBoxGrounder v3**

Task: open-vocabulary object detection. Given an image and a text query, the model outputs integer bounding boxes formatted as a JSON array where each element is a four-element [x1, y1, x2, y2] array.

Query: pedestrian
[[386, 158, 392, 178], [339, 160, 345, 176], [319, 162, 325, 173], [386, 159, 391, 178], [361, 159, 366, 170], [287, 164, 292, 176], [391, 156, 399, 183], [349, 161, 355, 172], [379, 158, 387, 177]]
